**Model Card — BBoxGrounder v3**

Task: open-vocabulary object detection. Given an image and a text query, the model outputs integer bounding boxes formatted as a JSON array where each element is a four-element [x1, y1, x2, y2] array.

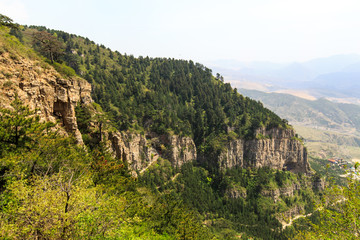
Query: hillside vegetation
[[22, 26, 287, 151], [1, 18, 354, 239]]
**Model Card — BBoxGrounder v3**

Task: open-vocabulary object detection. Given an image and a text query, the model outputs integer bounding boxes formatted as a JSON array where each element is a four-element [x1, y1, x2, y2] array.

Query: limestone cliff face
[[261, 183, 301, 202], [219, 128, 310, 173], [219, 139, 244, 169], [225, 185, 247, 199], [109, 132, 158, 173], [0, 51, 92, 143], [167, 135, 197, 168], [108, 132, 196, 174]]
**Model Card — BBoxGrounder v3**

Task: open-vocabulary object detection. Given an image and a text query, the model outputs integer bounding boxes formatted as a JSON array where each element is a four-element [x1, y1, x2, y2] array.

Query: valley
[[239, 89, 360, 163]]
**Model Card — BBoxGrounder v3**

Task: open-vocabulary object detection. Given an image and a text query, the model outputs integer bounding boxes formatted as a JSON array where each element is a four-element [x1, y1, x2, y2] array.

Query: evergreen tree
[[0, 95, 53, 155]]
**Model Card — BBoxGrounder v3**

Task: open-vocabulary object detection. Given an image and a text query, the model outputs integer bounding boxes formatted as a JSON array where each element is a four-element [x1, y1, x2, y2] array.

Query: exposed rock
[[226, 185, 247, 199], [109, 131, 158, 174], [277, 205, 305, 223], [261, 184, 301, 202], [313, 177, 326, 191], [167, 135, 197, 168], [0, 51, 91, 144], [219, 127, 310, 173], [219, 139, 244, 169], [280, 183, 301, 196], [108, 132, 196, 174]]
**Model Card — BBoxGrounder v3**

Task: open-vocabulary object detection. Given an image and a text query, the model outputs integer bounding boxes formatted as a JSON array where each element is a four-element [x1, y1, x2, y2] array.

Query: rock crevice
[[0, 52, 92, 144]]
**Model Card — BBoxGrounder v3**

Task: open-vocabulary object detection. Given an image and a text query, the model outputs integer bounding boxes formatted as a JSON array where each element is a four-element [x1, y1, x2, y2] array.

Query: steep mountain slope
[[1, 24, 220, 240], [0, 27, 92, 144], [0, 23, 319, 239], [20, 26, 311, 175]]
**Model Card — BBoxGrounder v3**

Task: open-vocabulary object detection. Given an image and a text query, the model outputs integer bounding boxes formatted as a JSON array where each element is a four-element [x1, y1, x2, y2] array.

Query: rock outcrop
[[108, 132, 197, 174], [0, 44, 310, 175], [109, 132, 158, 173], [219, 128, 310, 173], [167, 135, 197, 168], [277, 205, 305, 222], [0, 52, 92, 143], [261, 183, 301, 202], [312, 177, 326, 191], [226, 185, 247, 199], [219, 139, 244, 169]]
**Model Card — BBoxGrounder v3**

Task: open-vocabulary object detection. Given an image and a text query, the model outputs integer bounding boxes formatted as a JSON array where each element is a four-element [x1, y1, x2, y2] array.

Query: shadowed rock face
[[219, 128, 310, 174], [0, 51, 92, 144]]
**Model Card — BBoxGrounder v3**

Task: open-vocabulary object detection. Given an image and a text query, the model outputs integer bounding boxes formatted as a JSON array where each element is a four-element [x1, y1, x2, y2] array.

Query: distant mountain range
[[239, 89, 360, 136], [239, 89, 360, 160], [206, 54, 360, 103]]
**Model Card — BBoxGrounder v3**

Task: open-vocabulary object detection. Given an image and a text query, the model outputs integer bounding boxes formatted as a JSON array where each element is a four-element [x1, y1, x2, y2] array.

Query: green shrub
[[2, 80, 13, 88], [52, 62, 76, 77]]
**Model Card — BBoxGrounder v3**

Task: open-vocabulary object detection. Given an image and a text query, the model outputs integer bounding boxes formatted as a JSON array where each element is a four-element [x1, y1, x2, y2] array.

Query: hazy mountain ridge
[[239, 89, 360, 135], [208, 54, 360, 103], [239, 89, 360, 161]]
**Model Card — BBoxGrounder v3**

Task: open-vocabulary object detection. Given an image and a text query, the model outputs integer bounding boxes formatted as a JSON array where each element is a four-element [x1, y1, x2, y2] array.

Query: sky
[[1, 0, 360, 63]]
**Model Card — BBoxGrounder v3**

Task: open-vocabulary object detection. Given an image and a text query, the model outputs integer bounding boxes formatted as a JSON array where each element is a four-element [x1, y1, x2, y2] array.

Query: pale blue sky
[[1, 0, 360, 63]]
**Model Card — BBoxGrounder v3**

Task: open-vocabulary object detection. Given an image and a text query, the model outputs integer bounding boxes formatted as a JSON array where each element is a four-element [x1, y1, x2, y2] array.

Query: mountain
[[0, 21, 322, 239], [273, 62, 317, 82], [342, 61, 360, 72], [239, 89, 360, 161], [302, 54, 360, 74], [209, 54, 360, 103], [239, 89, 360, 134], [305, 72, 360, 98]]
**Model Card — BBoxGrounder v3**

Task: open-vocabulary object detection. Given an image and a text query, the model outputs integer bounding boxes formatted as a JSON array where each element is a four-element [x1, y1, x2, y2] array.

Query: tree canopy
[[0, 14, 18, 29], [32, 31, 64, 63], [24, 26, 288, 161]]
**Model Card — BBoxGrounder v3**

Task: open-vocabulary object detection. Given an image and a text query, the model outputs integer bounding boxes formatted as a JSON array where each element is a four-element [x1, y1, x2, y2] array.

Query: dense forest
[[1, 16, 359, 239], [23, 25, 287, 150]]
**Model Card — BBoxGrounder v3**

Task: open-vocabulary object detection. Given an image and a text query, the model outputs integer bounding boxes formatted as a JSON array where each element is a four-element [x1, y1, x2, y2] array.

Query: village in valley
[[327, 157, 359, 178]]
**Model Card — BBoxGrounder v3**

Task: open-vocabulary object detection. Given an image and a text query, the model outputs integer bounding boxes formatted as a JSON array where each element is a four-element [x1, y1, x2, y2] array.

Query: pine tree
[[0, 95, 53, 155]]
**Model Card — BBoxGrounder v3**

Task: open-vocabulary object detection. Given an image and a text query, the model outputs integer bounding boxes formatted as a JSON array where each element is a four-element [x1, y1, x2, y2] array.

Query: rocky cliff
[[219, 128, 310, 173], [0, 50, 92, 143], [108, 132, 196, 175], [0, 47, 197, 174], [260, 183, 301, 202], [0, 39, 309, 175]]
